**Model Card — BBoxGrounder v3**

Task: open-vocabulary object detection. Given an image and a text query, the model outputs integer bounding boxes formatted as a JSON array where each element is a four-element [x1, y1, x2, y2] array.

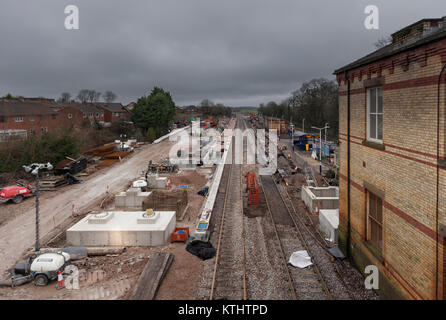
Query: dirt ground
[[0, 140, 176, 279], [0, 142, 212, 300]]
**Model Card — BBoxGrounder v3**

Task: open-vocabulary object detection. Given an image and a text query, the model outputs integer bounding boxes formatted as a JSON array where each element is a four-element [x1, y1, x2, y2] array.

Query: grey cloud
[[1, 0, 445, 106]]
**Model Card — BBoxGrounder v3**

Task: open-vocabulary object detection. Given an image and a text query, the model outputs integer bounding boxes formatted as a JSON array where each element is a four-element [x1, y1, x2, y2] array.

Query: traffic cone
[[72, 204, 78, 217], [288, 153, 291, 159], [314, 203, 319, 216], [56, 270, 65, 289]]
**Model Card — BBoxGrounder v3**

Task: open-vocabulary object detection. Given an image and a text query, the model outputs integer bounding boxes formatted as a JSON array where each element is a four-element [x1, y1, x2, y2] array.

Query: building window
[[14, 116, 24, 122], [68, 113, 73, 119], [367, 87, 383, 143], [29, 116, 35, 122], [89, 112, 93, 117], [0, 116, 5, 123], [95, 112, 99, 117], [367, 191, 383, 254], [83, 113, 87, 118], [52, 114, 56, 120], [40, 127, 48, 133], [30, 128, 35, 135]]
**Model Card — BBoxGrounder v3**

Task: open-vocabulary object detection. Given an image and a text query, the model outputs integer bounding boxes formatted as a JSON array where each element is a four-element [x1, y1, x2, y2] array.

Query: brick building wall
[[336, 37, 446, 299], [0, 113, 58, 135]]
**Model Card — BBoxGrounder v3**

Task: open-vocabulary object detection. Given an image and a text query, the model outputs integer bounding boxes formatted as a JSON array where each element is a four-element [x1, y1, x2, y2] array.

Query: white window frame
[[14, 116, 24, 122], [29, 116, 35, 122], [68, 113, 73, 119], [366, 87, 383, 143]]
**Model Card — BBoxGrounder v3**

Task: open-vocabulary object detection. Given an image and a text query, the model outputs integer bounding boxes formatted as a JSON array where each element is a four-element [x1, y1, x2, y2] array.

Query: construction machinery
[[147, 160, 178, 174], [0, 182, 34, 204]]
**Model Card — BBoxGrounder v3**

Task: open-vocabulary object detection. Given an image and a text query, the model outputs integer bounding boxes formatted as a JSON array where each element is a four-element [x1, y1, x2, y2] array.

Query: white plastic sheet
[[289, 250, 313, 268]]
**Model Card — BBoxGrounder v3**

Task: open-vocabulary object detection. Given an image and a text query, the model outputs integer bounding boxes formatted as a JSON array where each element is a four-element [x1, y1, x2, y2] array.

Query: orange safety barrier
[[246, 172, 260, 205]]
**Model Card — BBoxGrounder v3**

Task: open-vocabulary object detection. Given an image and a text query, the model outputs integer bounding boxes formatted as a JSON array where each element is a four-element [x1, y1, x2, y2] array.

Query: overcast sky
[[1, 1, 445, 106]]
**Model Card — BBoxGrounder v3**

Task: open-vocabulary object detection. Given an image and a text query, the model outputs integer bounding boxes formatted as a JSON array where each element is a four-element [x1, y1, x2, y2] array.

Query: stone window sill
[[362, 140, 385, 151]]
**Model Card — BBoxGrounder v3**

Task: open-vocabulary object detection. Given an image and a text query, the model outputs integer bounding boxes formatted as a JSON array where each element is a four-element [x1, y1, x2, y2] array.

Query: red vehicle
[[0, 184, 34, 204]]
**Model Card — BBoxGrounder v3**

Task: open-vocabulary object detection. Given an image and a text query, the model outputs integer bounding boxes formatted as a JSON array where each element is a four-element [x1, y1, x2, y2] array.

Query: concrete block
[[301, 186, 339, 213], [319, 209, 339, 244], [66, 211, 176, 247]]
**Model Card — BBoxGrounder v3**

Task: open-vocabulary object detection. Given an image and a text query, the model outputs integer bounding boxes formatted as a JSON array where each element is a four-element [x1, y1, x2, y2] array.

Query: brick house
[[334, 17, 446, 299], [0, 100, 109, 137], [0, 100, 59, 136], [68, 103, 106, 125], [47, 102, 87, 128], [95, 102, 129, 123]]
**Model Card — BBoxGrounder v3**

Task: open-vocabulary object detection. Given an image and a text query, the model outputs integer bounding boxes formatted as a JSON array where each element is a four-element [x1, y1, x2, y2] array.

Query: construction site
[[0, 113, 376, 300]]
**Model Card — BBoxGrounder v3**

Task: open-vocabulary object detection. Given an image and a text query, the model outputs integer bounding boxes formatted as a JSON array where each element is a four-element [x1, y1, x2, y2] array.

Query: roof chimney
[[392, 18, 444, 47]]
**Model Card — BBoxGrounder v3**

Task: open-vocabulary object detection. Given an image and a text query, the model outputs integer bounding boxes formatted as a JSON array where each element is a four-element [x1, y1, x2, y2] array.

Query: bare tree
[[200, 99, 214, 107], [76, 89, 89, 103], [86, 90, 101, 103], [103, 91, 117, 103], [59, 92, 71, 102], [375, 36, 392, 49]]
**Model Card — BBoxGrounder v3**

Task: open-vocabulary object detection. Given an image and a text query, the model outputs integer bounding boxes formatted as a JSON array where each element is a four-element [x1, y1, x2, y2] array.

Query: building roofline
[[334, 25, 446, 75]]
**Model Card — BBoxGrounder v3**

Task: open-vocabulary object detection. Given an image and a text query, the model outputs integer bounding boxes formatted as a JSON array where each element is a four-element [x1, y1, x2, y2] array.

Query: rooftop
[[95, 102, 126, 112], [0, 100, 57, 117]]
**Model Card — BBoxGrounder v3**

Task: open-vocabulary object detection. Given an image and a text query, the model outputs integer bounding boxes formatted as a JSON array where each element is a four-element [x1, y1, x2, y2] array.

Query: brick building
[[334, 17, 446, 299], [0, 100, 59, 136], [263, 116, 289, 134], [95, 102, 130, 123], [0, 99, 130, 137]]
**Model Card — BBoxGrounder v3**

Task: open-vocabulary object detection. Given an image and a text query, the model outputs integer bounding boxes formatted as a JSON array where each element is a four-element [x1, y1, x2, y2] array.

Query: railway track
[[260, 174, 332, 300], [209, 116, 247, 300]]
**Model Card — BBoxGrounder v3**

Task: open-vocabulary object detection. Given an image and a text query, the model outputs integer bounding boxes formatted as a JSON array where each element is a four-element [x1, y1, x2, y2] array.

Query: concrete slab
[[146, 174, 168, 189], [301, 186, 339, 213], [66, 211, 176, 247], [115, 188, 151, 210], [319, 209, 339, 244]]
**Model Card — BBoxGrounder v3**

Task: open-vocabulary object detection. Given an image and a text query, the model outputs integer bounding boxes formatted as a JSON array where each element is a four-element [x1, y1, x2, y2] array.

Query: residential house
[[0, 100, 59, 136], [95, 102, 129, 123]]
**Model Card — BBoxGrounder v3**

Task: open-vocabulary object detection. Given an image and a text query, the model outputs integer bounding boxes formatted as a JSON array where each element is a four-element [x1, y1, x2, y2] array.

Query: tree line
[[59, 90, 118, 103], [199, 99, 232, 117], [258, 78, 339, 138]]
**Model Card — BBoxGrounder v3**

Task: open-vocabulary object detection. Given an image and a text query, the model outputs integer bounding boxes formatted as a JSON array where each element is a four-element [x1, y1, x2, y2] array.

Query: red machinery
[[0, 183, 34, 204], [246, 172, 259, 205]]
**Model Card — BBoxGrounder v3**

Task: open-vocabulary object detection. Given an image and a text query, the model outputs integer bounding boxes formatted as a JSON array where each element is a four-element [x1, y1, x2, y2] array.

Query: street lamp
[[325, 122, 329, 143], [311, 125, 329, 174], [23, 162, 53, 252]]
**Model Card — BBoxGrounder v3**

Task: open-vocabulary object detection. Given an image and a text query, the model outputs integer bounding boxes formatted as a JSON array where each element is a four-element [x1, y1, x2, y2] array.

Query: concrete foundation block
[[66, 211, 176, 247]]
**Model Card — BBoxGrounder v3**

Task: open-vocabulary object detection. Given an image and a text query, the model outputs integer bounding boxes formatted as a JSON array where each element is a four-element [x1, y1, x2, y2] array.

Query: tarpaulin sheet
[[186, 240, 216, 260]]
